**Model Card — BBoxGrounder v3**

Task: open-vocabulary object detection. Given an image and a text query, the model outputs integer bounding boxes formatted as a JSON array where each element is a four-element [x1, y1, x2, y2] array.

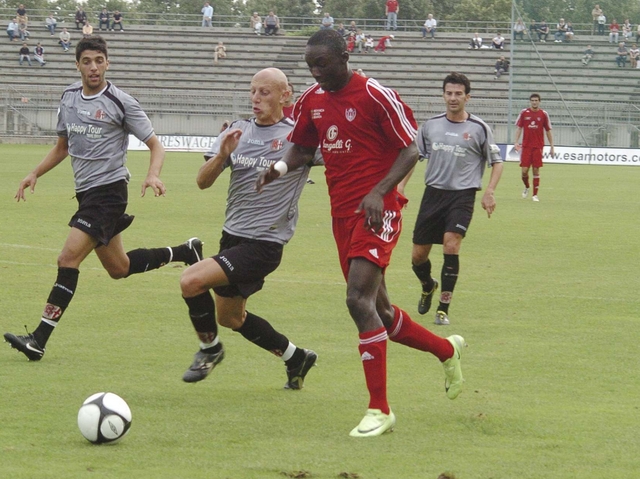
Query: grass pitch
[[1, 144, 639, 479]]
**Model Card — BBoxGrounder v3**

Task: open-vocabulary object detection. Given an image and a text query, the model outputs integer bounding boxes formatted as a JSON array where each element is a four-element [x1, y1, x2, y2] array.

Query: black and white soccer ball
[[77, 392, 132, 444]]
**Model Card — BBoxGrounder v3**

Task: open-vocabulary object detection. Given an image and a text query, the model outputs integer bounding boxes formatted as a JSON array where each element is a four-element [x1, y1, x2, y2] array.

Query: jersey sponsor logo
[[311, 108, 324, 119], [527, 120, 539, 129], [322, 125, 353, 153], [432, 142, 468, 157], [271, 139, 284, 151], [326, 125, 339, 141], [66, 123, 104, 139], [94, 109, 106, 120], [345, 107, 357, 122], [246, 138, 265, 145], [230, 153, 274, 170]]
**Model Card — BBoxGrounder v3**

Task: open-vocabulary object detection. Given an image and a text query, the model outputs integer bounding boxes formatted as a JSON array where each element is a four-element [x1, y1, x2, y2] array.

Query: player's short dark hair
[[76, 35, 108, 61], [307, 29, 346, 57], [530, 93, 541, 100], [443, 72, 471, 94]]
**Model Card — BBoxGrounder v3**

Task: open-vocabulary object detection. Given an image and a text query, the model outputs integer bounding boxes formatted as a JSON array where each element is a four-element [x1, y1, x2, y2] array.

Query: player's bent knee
[[105, 264, 129, 280], [217, 313, 243, 329], [179, 272, 207, 297]]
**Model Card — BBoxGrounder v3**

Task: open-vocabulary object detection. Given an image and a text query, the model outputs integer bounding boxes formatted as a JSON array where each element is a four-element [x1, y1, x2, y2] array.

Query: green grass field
[[1, 144, 639, 479]]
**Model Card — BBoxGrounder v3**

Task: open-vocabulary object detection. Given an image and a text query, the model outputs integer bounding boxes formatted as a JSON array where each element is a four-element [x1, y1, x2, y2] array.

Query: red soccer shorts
[[519, 147, 544, 168], [331, 196, 406, 280]]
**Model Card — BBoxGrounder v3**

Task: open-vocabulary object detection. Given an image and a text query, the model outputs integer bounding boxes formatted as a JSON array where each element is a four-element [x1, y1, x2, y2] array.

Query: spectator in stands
[[202, 2, 213, 28], [355, 29, 366, 53], [33, 41, 45, 66], [250, 12, 262, 35], [616, 42, 629, 67], [82, 21, 93, 38], [321, 13, 334, 30], [491, 32, 505, 49], [214, 41, 226, 64], [554, 18, 567, 42], [59, 27, 71, 51], [622, 19, 633, 40], [537, 21, 549, 42], [513, 18, 525, 41], [374, 34, 394, 53], [7, 18, 18, 41], [16, 4, 27, 24], [592, 5, 603, 35], [46, 13, 57, 36], [19, 41, 31, 66], [18, 20, 29, 41], [529, 20, 540, 39], [111, 11, 124, 31], [629, 43, 639, 68], [636, 24, 640, 43], [597, 12, 606, 35], [385, 0, 399, 31], [422, 14, 436, 39], [348, 21, 357, 35], [582, 45, 594, 65], [264, 11, 279, 36], [565, 22, 575, 41], [364, 35, 374, 53], [468, 32, 482, 49], [336, 23, 346, 37], [346, 31, 356, 52], [75, 7, 87, 30], [99, 9, 110, 31], [356, 68, 366, 77], [494, 55, 509, 79], [609, 19, 620, 43]]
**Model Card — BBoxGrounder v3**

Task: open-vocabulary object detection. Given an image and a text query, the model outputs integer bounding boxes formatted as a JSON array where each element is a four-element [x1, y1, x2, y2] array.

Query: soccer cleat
[[349, 409, 396, 437], [4, 331, 45, 361], [184, 237, 204, 265], [532, 195, 540, 202], [284, 349, 318, 389], [522, 188, 529, 198], [418, 279, 439, 315], [434, 310, 450, 326], [182, 345, 225, 383], [443, 334, 467, 400]]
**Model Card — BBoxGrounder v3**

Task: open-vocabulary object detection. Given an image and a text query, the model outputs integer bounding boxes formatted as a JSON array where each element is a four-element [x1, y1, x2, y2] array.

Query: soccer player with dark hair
[[257, 29, 466, 437], [410, 72, 503, 326], [179, 68, 320, 387], [4, 36, 203, 361], [514, 93, 554, 201]]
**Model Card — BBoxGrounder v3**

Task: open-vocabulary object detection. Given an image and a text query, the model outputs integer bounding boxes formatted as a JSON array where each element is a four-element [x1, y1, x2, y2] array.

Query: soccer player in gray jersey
[[411, 72, 503, 325], [179, 68, 321, 388], [5, 36, 203, 362]]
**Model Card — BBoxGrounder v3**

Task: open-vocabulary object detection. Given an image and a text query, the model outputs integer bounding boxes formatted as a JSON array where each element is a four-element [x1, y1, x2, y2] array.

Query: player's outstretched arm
[[255, 143, 316, 193], [356, 142, 419, 231], [141, 135, 166, 197], [15, 136, 69, 202], [197, 128, 243, 190], [481, 161, 504, 218]]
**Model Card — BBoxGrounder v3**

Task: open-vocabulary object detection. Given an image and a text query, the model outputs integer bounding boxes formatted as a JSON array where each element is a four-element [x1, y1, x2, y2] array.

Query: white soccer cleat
[[532, 195, 540, 202], [349, 409, 396, 437], [522, 188, 529, 199]]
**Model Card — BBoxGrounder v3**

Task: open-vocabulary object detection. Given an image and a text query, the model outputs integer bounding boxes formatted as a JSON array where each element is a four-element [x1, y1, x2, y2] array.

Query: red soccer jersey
[[289, 73, 417, 218], [516, 107, 552, 149], [386, 0, 399, 13]]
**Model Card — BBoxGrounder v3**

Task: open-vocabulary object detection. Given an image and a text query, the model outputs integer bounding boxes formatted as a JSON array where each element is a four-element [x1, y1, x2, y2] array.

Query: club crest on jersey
[[94, 109, 106, 120], [345, 108, 357, 122], [463, 132, 471, 141], [326, 125, 339, 141], [271, 139, 284, 151]]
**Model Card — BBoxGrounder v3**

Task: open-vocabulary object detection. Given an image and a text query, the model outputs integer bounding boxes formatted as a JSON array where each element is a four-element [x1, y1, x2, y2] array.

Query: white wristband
[[273, 161, 288, 177]]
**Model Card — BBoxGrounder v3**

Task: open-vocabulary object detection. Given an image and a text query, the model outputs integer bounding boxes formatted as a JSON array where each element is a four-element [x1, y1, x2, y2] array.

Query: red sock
[[387, 306, 454, 362], [358, 327, 389, 414], [533, 176, 540, 196], [522, 174, 530, 188]]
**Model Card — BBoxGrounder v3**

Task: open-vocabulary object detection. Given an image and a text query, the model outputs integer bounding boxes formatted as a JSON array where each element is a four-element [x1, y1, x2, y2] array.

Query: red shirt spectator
[[386, 0, 398, 13]]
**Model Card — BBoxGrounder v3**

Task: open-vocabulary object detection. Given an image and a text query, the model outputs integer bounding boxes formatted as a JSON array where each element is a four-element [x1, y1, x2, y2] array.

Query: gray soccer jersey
[[205, 118, 323, 245], [417, 113, 503, 190], [56, 81, 155, 192]]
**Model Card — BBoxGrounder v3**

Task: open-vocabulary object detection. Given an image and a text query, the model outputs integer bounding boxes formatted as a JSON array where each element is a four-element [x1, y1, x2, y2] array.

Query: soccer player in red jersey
[[514, 93, 554, 202], [257, 29, 466, 437]]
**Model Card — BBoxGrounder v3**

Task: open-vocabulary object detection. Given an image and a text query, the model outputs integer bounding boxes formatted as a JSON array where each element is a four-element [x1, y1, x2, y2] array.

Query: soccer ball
[[77, 392, 132, 444]]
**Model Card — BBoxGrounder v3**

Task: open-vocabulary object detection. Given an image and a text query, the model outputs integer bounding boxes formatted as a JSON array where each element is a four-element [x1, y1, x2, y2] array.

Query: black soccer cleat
[[182, 344, 225, 383], [284, 349, 318, 390], [418, 279, 439, 315], [184, 237, 204, 266], [4, 331, 45, 361]]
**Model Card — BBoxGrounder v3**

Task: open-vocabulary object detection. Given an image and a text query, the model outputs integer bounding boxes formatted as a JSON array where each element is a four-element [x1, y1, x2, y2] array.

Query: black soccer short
[[69, 180, 133, 247], [212, 231, 284, 299], [412, 186, 476, 245]]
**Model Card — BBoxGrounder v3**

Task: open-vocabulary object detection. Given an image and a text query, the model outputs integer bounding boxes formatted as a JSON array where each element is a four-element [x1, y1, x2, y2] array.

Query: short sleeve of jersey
[[416, 122, 431, 160], [515, 109, 526, 128], [120, 93, 154, 143], [288, 91, 319, 148], [366, 79, 417, 148]]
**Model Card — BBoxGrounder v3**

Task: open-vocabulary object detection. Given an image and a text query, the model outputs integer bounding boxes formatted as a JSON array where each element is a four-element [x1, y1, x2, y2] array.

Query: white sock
[[281, 342, 296, 361], [200, 336, 219, 350]]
